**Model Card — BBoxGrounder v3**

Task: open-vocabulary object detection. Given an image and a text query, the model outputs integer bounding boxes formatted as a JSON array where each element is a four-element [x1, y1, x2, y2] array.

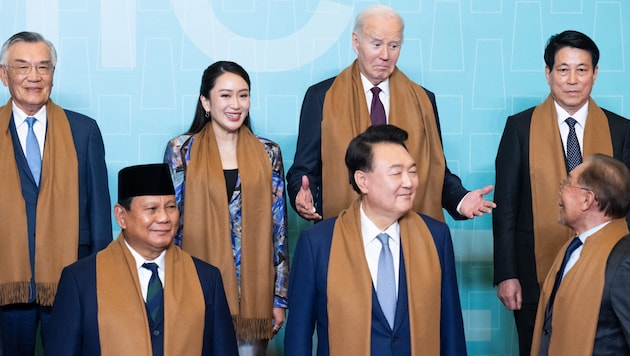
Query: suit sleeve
[[286, 83, 326, 215], [609, 242, 630, 346], [45, 267, 84, 356], [492, 116, 522, 284], [284, 230, 317, 355], [429, 221, 467, 356], [85, 121, 112, 254], [208, 270, 239, 356], [424, 88, 469, 220]]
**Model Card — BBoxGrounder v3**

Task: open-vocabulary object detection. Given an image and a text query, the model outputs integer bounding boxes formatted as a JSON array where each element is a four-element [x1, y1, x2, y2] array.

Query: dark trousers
[[514, 302, 538, 356], [0, 303, 52, 356]]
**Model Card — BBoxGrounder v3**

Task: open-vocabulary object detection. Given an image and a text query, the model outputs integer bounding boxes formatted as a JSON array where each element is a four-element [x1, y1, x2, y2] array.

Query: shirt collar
[[12, 102, 48, 127], [360, 73, 390, 97], [123, 238, 167, 271], [360, 202, 400, 246], [554, 100, 588, 128]]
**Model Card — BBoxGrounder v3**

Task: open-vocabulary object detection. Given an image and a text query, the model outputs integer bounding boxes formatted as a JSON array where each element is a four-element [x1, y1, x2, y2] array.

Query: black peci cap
[[117, 163, 175, 202]]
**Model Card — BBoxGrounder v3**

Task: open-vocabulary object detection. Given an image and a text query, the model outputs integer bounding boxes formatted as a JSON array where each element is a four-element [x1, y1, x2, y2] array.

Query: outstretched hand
[[459, 185, 496, 218]]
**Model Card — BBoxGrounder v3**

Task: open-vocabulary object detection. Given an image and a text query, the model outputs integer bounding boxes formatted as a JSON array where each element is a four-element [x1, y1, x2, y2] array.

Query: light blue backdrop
[[2, 0, 629, 354]]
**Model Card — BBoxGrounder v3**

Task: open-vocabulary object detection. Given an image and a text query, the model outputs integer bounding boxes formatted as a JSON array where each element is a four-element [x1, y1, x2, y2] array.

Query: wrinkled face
[[546, 46, 598, 116], [200, 72, 250, 134], [558, 164, 590, 229], [115, 195, 178, 260], [357, 142, 417, 224], [352, 14, 402, 86], [0, 41, 54, 116]]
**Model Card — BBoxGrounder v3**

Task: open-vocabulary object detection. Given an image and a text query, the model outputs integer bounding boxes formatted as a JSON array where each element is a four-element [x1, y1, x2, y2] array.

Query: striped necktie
[[142, 262, 163, 323]]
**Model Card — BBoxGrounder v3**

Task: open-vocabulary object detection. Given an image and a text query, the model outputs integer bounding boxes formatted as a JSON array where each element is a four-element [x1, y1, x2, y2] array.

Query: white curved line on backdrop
[[171, 0, 353, 72]]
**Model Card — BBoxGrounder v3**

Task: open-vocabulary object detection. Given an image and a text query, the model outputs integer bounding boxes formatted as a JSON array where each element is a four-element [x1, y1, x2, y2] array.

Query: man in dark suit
[[286, 4, 494, 223], [285, 125, 466, 356], [0, 31, 112, 355], [493, 30, 630, 355], [530, 154, 630, 355], [46, 164, 238, 356]]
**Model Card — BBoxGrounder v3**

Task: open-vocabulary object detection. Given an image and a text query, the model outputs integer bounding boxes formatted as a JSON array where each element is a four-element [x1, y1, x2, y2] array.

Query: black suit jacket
[[286, 76, 469, 220], [493, 105, 630, 303]]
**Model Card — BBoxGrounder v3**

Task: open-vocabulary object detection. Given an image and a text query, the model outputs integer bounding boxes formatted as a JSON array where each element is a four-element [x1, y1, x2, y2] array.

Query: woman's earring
[[205, 111, 210, 118]]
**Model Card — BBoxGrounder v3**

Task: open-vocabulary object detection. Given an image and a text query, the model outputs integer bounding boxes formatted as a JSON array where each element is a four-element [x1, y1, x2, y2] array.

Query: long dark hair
[[186, 61, 252, 134]]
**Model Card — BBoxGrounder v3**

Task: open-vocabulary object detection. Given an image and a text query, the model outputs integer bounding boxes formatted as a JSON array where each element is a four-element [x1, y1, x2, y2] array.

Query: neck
[[571, 214, 610, 236]]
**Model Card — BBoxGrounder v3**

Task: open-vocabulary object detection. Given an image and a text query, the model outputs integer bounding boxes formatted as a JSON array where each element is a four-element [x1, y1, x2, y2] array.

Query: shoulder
[[256, 135, 281, 152], [308, 76, 336, 94], [297, 218, 337, 246], [167, 134, 193, 149], [61, 253, 98, 281], [602, 108, 630, 126], [191, 256, 222, 277], [418, 213, 450, 235], [63, 109, 99, 129]]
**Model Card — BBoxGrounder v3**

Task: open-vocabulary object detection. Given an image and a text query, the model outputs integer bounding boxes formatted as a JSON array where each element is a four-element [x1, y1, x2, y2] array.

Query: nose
[[567, 69, 578, 84], [155, 207, 169, 222], [401, 171, 412, 187]]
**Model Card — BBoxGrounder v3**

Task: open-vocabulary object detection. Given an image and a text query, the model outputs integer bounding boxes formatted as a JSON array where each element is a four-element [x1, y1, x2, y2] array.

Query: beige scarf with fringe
[[530, 95, 613, 282], [327, 198, 441, 355], [321, 61, 446, 221], [0, 99, 78, 306], [97, 236, 205, 356], [182, 123, 274, 340]]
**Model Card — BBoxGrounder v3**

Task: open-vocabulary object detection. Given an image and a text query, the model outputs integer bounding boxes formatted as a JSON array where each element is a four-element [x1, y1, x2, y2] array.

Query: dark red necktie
[[370, 86, 386, 126]]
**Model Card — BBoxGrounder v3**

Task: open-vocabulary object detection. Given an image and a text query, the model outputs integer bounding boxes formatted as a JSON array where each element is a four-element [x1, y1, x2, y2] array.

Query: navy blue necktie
[[25, 117, 42, 185], [376, 233, 396, 328], [546, 237, 582, 312], [370, 87, 386, 126], [565, 117, 582, 172], [142, 262, 163, 323]]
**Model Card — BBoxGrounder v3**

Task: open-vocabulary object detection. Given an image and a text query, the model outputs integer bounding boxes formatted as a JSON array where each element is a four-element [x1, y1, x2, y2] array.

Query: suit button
[[153, 330, 160, 336], [542, 329, 549, 336]]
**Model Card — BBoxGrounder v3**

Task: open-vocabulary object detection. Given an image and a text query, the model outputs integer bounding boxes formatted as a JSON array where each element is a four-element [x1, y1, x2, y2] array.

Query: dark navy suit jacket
[[284, 214, 467, 356], [45, 252, 238, 356], [8, 109, 112, 301], [285, 76, 469, 220]]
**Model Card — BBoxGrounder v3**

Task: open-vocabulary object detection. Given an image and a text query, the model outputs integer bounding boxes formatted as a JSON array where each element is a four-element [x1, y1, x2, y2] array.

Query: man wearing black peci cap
[[46, 163, 238, 356]]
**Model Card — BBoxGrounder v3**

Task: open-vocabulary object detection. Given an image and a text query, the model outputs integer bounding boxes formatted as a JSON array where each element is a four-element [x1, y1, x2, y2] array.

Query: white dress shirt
[[360, 73, 391, 120], [555, 101, 588, 156], [563, 221, 610, 277], [360, 204, 400, 296], [123, 239, 166, 302]]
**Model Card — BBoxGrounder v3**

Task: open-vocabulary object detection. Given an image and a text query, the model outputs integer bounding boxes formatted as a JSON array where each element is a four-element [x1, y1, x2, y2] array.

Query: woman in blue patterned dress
[[163, 61, 288, 356]]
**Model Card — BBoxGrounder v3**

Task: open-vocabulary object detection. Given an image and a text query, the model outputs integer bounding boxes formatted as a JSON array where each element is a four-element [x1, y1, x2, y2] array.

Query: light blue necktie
[[25, 117, 42, 186], [376, 233, 396, 328], [565, 117, 582, 172]]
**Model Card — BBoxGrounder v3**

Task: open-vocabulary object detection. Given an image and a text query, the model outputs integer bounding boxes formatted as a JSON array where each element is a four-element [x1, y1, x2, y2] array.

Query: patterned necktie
[[25, 117, 42, 186], [546, 236, 582, 312], [565, 117, 582, 172], [376, 233, 396, 328], [142, 262, 163, 323], [370, 87, 386, 126]]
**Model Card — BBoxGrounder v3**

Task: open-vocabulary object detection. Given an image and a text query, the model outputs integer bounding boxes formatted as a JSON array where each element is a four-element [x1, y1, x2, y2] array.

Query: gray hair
[[0, 31, 57, 67], [353, 5, 404, 38]]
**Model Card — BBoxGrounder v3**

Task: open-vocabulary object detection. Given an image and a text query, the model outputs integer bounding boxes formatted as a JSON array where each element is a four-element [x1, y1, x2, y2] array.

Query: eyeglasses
[[559, 178, 591, 192], [3, 63, 54, 75]]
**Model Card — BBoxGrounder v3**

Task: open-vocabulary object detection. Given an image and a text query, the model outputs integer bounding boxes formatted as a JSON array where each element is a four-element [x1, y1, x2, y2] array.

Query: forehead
[[553, 46, 593, 67], [212, 72, 249, 90], [371, 142, 413, 167], [362, 14, 402, 40], [6, 41, 52, 62], [130, 195, 176, 206]]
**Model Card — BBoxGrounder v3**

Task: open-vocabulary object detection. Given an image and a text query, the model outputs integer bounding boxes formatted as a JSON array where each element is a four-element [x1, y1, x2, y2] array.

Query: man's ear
[[355, 170, 369, 194], [113, 204, 127, 230]]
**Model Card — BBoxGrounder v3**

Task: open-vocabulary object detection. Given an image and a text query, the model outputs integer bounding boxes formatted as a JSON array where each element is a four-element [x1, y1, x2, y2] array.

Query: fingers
[[272, 322, 284, 337]]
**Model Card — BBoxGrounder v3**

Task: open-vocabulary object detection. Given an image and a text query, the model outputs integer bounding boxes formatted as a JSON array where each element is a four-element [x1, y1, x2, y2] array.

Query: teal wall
[[2, 1, 629, 355]]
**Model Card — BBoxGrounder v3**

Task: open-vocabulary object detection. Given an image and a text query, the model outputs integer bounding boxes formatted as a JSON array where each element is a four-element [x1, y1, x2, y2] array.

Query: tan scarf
[[0, 99, 78, 306], [531, 219, 628, 356], [97, 236, 204, 356], [327, 198, 441, 355], [321, 61, 446, 221], [182, 123, 274, 340], [530, 96, 613, 282]]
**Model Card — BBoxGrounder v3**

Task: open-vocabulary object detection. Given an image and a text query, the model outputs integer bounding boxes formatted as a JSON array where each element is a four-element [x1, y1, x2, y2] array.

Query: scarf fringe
[[233, 315, 273, 340], [36, 282, 57, 306], [0, 281, 30, 305]]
